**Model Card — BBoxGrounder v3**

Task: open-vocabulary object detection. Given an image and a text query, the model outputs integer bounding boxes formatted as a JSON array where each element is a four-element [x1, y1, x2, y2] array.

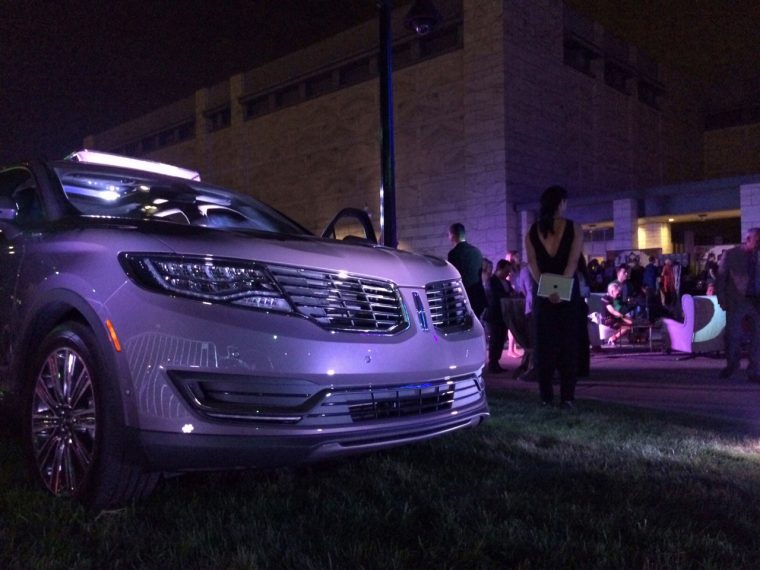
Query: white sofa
[[662, 294, 726, 356]]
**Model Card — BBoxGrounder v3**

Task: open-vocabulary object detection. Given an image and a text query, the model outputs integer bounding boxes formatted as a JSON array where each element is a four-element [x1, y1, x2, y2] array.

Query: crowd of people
[[446, 186, 754, 411]]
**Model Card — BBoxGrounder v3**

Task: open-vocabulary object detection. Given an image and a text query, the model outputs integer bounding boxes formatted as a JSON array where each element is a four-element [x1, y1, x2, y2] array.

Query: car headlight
[[119, 253, 292, 312]]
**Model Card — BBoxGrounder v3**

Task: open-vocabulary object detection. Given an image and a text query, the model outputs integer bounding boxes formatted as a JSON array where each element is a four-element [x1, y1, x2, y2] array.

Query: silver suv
[[0, 151, 488, 508]]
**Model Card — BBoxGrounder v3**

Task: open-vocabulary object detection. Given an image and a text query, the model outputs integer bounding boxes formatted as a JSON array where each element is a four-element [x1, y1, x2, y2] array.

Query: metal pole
[[378, 0, 397, 248]]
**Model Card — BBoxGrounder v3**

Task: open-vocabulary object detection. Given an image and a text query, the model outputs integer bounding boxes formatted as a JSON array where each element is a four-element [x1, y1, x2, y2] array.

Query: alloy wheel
[[30, 347, 97, 496]]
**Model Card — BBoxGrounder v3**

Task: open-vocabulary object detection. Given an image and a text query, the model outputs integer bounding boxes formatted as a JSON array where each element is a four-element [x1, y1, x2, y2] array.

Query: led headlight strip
[[119, 253, 292, 312]]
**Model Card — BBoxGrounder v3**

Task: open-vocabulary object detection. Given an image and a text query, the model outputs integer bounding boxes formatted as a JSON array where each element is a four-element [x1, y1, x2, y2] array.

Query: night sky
[[2, 1, 757, 165], [0, 0, 376, 164]]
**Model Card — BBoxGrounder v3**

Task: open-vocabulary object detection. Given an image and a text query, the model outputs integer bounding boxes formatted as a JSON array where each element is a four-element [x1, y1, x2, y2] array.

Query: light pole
[[377, 0, 441, 248]]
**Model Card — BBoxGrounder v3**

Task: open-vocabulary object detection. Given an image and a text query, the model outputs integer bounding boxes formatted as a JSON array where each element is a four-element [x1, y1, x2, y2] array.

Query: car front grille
[[169, 371, 485, 425], [268, 265, 407, 333], [425, 279, 471, 331]]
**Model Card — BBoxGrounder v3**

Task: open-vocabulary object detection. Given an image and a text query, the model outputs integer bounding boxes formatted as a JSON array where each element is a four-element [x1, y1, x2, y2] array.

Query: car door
[[321, 207, 378, 244], [0, 167, 40, 387]]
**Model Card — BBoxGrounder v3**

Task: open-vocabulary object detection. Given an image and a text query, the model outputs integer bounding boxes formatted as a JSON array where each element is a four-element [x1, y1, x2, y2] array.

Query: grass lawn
[[1, 389, 759, 569]]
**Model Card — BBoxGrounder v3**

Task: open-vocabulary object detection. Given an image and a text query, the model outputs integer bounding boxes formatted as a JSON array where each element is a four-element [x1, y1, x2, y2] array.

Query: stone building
[[84, 0, 760, 268]]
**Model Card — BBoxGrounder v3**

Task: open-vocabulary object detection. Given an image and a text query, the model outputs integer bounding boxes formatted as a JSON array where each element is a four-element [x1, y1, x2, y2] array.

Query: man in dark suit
[[715, 228, 760, 381], [447, 222, 487, 320]]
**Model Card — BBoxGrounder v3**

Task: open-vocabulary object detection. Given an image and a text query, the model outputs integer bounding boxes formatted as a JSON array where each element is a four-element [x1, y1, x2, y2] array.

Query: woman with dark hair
[[524, 185, 584, 409]]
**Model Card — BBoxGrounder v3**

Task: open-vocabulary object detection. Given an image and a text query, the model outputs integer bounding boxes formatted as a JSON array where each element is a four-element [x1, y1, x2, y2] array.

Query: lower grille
[[313, 374, 484, 425], [169, 371, 484, 425], [348, 383, 455, 422]]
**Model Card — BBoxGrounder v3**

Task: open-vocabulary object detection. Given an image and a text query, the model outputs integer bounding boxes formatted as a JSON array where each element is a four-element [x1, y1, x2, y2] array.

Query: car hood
[[66, 217, 458, 287]]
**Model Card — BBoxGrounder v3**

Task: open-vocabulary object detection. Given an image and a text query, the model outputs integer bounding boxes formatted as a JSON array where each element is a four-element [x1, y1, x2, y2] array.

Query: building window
[[563, 35, 600, 77], [305, 71, 336, 98], [206, 107, 231, 132], [705, 106, 760, 130], [141, 136, 156, 153], [107, 120, 195, 157], [584, 226, 614, 242], [158, 129, 176, 147], [339, 57, 374, 87], [275, 84, 302, 109], [604, 61, 631, 94], [637, 79, 661, 109], [234, 19, 464, 122], [244, 95, 271, 120], [177, 121, 195, 141], [419, 24, 461, 59]]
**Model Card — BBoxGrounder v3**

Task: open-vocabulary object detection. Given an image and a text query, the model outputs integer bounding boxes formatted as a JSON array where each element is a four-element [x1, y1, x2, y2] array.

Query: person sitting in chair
[[601, 281, 633, 345]]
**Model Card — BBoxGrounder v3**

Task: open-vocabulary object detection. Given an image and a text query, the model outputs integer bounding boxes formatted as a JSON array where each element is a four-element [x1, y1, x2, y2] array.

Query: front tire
[[23, 322, 158, 509]]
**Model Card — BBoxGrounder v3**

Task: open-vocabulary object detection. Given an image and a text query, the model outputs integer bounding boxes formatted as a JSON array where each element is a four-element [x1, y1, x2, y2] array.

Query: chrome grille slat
[[347, 384, 455, 422], [425, 279, 471, 331], [268, 265, 406, 333]]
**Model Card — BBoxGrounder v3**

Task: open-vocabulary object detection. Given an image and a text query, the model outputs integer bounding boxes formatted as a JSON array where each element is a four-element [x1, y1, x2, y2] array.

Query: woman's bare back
[[536, 218, 567, 258]]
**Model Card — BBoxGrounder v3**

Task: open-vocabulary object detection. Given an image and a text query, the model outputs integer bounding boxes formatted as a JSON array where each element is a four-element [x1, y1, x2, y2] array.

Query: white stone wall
[[740, 184, 760, 235], [610, 198, 637, 250], [460, 0, 509, 262]]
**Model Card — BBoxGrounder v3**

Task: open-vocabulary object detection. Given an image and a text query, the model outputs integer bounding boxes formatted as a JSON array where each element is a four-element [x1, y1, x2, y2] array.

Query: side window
[[0, 168, 44, 225]]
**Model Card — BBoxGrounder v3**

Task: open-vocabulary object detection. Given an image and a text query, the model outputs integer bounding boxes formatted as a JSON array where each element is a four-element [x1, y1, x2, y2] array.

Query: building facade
[[85, 0, 760, 268]]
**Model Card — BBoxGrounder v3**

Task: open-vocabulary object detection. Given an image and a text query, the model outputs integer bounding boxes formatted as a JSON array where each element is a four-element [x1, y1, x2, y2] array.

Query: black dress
[[529, 221, 581, 404]]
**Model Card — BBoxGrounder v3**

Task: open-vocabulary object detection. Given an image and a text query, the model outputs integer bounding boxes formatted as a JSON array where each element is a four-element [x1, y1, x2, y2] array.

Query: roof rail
[[64, 149, 201, 181]]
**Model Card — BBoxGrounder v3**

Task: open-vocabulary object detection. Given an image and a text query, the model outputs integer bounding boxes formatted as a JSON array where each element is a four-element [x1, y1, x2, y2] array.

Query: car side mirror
[[321, 208, 378, 245]]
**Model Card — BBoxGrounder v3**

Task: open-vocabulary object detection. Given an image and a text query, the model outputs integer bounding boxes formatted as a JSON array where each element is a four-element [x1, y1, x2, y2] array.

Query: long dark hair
[[538, 185, 568, 238]]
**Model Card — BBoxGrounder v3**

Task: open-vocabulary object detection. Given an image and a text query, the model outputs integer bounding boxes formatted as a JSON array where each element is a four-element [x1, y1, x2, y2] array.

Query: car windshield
[[53, 163, 311, 236]]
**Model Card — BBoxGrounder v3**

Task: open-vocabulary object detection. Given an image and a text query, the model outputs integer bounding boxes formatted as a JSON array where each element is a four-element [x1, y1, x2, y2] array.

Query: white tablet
[[537, 273, 574, 301]]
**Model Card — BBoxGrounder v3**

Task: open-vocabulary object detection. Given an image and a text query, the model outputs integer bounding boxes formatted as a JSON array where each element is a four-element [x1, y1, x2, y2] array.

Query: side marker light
[[105, 319, 122, 352]]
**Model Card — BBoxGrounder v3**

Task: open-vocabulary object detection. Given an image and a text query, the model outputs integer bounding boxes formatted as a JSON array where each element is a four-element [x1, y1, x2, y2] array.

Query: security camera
[[404, 0, 442, 36]]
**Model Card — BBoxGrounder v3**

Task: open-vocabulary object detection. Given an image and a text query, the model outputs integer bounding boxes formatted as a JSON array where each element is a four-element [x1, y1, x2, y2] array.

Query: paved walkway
[[484, 347, 760, 434]]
